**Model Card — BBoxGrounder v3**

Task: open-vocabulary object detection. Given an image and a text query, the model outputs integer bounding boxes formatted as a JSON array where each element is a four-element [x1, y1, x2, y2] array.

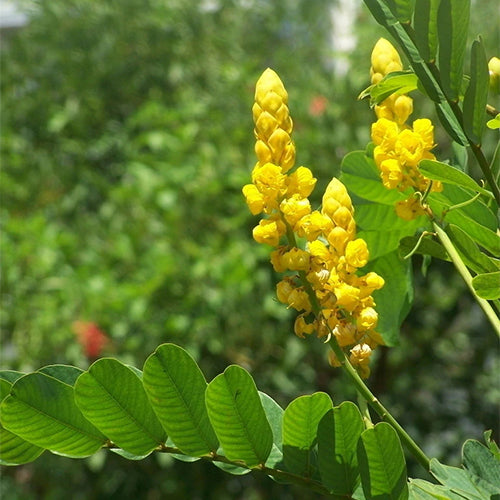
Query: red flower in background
[[308, 95, 328, 117], [73, 321, 109, 359]]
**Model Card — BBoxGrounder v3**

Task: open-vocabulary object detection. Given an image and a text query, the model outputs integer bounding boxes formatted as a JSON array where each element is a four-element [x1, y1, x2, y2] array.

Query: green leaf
[[462, 439, 500, 495], [357, 422, 408, 500], [0, 371, 24, 385], [487, 114, 500, 131], [413, 0, 440, 62], [491, 139, 500, 184], [282, 392, 332, 477], [446, 224, 500, 275], [393, 0, 415, 23], [142, 343, 218, 457], [369, 72, 419, 105], [205, 365, 273, 468], [259, 392, 284, 469], [419, 159, 494, 198], [74, 358, 166, 456], [409, 478, 463, 499], [398, 235, 450, 261], [0, 372, 106, 457], [38, 365, 84, 386], [430, 458, 492, 499], [463, 38, 489, 144], [318, 402, 364, 496], [363, 250, 413, 346], [437, 0, 470, 101], [428, 186, 500, 256], [471, 272, 500, 300], [0, 376, 44, 466]]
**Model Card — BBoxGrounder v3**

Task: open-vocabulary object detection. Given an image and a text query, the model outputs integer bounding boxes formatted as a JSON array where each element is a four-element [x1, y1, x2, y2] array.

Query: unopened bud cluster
[[243, 68, 385, 378], [369, 38, 442, 220]]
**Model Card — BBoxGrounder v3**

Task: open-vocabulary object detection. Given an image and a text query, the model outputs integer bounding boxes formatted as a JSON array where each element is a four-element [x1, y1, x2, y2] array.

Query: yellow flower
[[282, 247, 311, 271], [345, 239, 369, 269], [349, 343, 372, 378], [294, 314, 315, 338], [287, 288, 312, 312], [379, 158, 404, 189], [276, 278, 295, 304], [334, 282, 361, 312], [251, 162, 286, 206], [393, 95, 413, 125], [296, 211, 333, 241], [395, 196, 425, 220], [286, 166, 317, 198], [332, 323, 358, 347], [412, 118, 435, 149], [252, 218, 284, 246], [253, 68, 295, 172], [371, 118, 399, 148], [370, 38, 402, 81], [280, 194, 311, 227], [242, 184, 265, 215], [356, 307, 378, 331], [489, 56, 500, 93]]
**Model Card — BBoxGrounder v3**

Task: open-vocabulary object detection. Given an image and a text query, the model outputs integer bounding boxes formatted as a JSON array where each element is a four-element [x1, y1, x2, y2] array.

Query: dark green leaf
[[419, 160, 494, 198], [0, 372, 105, 457], [363, 250, 413, 346], [75, 358, 166, 456], [413, 0, 440, 62], [437, 0, 470, 101], [393, 0, 415, 23], [318, 402, 364, 496], [462, 439, 500, 495], [471, 272, 500, 300], [0, 371, 25, 385], [142, 343, 218, 457], [446, 224, 500, 274], [205, 365, 273, 468], [39, 365, 84, 386], [463, 38, 489, 144], [357, 422, 408, 500], [282, 392, 332, 478]]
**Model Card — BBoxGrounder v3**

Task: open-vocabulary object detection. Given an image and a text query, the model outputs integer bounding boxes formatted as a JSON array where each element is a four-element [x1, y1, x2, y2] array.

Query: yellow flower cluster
[[369, 38, 442, 220], [243, 68, 385, 378]]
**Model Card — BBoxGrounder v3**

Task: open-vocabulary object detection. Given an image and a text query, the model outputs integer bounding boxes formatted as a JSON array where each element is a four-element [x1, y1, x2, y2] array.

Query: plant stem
[[328, 337, 431, 471], [433, 222, 500, 337]]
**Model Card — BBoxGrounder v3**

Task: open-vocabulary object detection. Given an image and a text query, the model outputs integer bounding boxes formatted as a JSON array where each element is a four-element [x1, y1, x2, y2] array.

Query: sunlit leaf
[[282, 392, 332, 478], [471, 272, 500, 300], [205, 365, 273, 468], [1, 372, 106, 458], [357, 422, 408, 500], [318, 402, 363, 495], [142, 343, 218, 457], [75, 358, 166, 456]]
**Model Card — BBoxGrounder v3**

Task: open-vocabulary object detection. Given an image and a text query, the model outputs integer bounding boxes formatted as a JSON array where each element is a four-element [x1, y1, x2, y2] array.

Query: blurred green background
[[1, 0, 498, 498]]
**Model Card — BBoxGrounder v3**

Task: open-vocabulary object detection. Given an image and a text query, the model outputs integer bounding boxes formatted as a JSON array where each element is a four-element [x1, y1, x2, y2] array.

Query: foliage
[[1, 0, 499, 498]]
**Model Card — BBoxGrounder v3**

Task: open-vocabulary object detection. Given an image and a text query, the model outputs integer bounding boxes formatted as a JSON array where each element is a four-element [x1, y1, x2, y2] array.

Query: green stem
[[433, 222, 500, 337], [328, 337, 431, 471]]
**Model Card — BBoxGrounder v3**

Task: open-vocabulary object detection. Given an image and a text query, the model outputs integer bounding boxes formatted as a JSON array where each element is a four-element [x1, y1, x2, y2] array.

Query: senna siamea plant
[[1, 1, 500, 499]]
